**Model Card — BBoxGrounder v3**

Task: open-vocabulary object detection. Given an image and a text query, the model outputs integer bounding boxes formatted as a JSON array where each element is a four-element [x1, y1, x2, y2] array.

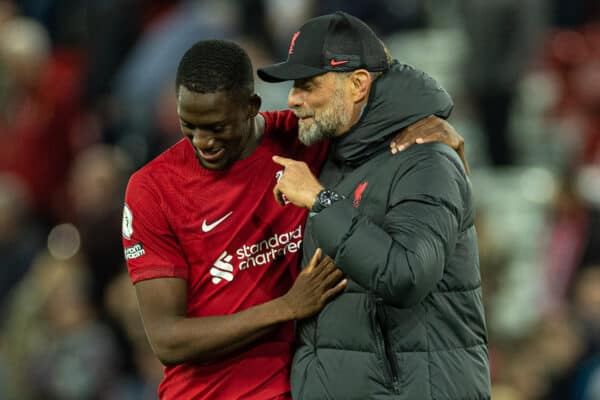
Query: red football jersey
[[122, 110, 328, 400]]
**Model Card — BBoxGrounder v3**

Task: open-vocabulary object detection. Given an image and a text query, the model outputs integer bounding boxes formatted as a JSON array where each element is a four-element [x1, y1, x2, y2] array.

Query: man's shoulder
[[381, 143, 471, 208], [260, 109, 298, 137], [387, 142, 465, 177], [128, 139, 191, 191]]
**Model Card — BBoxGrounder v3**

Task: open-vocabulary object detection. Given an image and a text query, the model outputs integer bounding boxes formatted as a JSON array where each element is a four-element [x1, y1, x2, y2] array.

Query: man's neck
[[240, 114, 265, 159], [339, 95, 369, 136]]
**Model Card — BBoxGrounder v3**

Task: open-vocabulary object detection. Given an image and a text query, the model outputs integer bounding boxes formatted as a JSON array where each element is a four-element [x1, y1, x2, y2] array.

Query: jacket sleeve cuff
[[310, 199, 358, 257]]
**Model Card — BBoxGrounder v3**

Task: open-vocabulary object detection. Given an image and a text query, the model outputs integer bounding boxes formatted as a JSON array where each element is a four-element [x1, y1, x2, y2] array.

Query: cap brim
[[257, 62, 326, 83]]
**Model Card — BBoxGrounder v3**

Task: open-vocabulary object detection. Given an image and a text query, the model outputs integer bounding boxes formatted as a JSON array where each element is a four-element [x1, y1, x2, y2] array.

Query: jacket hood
[[330, 60, 453, 166]]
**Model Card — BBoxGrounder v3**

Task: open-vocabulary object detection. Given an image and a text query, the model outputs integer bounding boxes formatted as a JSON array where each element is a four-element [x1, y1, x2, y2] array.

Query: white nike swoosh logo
[[202, 211, 233, 232]]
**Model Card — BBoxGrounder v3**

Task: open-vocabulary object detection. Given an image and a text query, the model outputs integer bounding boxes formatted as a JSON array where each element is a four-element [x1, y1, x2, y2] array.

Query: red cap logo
[[330, 58, 349, 67], [288, 31, 300, 55]]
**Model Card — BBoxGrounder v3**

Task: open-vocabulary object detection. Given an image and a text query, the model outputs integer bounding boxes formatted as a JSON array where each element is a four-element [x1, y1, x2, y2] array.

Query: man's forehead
[[177, 90, 237, 121]]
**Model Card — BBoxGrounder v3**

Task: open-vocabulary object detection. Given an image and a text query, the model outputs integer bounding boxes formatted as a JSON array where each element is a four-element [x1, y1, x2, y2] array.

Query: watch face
[[319, 190, 341, 207], [313, 189, 344, 213]]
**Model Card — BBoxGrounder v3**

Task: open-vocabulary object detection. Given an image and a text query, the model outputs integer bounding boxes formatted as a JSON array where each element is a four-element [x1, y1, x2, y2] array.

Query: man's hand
[[280, 248, 347, 320], [272, 155, 325, 209], [390, 115, 471, 175]]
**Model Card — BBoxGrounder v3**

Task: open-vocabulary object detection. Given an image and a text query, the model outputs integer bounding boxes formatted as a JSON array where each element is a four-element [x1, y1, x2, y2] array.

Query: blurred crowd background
[[1, 0, 600, 399]]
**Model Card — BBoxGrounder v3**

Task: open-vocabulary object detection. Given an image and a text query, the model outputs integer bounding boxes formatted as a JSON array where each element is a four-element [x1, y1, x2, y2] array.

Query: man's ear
[[349, 69, 371, 103], [248, 93, 262, 117]]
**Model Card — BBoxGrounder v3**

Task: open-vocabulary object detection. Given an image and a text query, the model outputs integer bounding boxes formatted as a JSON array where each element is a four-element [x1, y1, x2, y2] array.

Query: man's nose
[[288, 86, 304, 109], [192, 131, 215, 149]]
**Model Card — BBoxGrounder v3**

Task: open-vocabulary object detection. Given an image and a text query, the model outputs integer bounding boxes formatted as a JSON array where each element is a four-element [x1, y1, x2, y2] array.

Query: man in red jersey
[[122, 40, 467, 400], [122, 40, 344, 400]]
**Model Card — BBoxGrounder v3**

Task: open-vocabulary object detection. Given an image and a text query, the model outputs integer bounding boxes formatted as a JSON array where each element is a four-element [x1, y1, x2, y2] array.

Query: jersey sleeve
[[261, 110, 329, 173], [122, 171, 188, 284]]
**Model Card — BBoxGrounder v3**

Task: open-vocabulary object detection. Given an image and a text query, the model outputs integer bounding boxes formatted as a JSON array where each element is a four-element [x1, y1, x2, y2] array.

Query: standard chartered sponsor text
[[237, 225, 302, 270]]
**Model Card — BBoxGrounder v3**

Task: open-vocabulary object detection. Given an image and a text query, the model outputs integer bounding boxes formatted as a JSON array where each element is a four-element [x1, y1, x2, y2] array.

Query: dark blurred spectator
[[73, 0, 146, 148], [79, 1, 142, 108], [498, 335, 549, 400], [64, 144, 139, 387], [316, 0, 431, 32], [474, 210, 511, 309], [570, 265, 600, 354], [238, 0, 277, 57], [535, 310, 588, 400], [544, 23, 600, 165], [66, 144, 133, 310], [261, 0, 314, 58], [460, 0, 548, 166], [105, 271, 163, 399], [0, 338, 7, 400], [493, 305, 600, 400], [111, 0, 238, 165], [264, 0, 429, 58], [0, 16, 84, 223], [0, 0, 15, 24], [541, 169, 600, 311], [551, 0, 600, 29], [531, 305, 600, 400], [0, 173, 45, 310], [317, 0, 428, 34], [2, 252, 121, 399]]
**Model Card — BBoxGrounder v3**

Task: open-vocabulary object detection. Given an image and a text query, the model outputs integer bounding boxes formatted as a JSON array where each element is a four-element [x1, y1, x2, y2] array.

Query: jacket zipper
[[373, 298, 401, 393]]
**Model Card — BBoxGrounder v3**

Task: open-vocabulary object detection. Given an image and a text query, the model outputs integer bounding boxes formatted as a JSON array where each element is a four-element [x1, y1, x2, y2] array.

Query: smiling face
[[177, 86, 259, 170]]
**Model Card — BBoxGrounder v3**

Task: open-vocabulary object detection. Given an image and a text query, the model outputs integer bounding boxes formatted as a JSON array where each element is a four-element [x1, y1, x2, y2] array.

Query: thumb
[[272, 155, 293, 167], [305, 248, 322, 272]]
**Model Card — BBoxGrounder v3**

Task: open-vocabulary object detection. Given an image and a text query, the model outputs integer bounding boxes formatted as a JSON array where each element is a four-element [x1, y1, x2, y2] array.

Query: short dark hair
[[175, 40, 254, 98]]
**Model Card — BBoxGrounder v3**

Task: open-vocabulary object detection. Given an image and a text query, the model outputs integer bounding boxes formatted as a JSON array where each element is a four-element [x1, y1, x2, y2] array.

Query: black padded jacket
[[291, 61, 491, 400]]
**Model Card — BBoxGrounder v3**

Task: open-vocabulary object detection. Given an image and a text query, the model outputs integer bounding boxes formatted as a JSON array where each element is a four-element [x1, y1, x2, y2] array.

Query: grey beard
[[297, 86, 349, 146], [298, 120, 333, 146]]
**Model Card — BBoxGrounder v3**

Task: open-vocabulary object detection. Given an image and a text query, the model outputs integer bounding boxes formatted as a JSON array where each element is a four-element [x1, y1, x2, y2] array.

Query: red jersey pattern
[[122, 110, 328, 400]]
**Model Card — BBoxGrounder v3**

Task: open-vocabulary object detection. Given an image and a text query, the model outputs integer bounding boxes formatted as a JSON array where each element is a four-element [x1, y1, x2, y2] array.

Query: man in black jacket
[[258, 11, 491, 400]]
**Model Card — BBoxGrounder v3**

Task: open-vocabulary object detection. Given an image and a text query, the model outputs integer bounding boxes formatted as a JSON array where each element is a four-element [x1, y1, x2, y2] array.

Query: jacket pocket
[[371, 296, 401, 394]]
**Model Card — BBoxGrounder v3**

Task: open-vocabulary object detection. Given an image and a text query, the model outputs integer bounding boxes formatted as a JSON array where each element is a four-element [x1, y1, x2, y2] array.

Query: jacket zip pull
[[375, 301, 401, 393]]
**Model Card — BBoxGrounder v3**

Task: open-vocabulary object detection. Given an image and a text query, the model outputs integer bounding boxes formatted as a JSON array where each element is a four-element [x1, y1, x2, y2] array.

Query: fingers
[[457, 147, 471, 175], [273, 184, 285, 206], [314, 255, 336, 279], [320, 266, 344, 289], [391, 116, 438, 154], [304, 248, 322, 273], [273, 156, 309, 173], [390, 133, 416, 154], [272, 155, 294, 167], [413, 133, 441, 144], [321, 278, 348, 302], [391, 115, 462, 155], [390, 140, 413, 154]]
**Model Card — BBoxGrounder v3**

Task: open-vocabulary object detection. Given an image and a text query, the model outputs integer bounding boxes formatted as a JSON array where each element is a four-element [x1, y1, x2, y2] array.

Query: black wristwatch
[[311, 189, 344, 213]]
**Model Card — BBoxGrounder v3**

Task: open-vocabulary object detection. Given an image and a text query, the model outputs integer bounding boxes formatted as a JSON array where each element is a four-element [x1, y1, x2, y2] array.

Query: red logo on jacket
[[353, 181, 368, 208]]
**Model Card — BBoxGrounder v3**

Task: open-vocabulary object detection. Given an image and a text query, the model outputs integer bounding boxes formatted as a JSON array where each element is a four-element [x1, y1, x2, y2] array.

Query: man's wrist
[[272, 295, 297, 321], [311, 189, 345, 213]]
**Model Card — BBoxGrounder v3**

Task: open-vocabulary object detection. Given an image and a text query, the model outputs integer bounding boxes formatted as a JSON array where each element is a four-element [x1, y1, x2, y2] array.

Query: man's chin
[[300, 129, 334, 146], [197, 156, 231, 171], [299, 126, 325, 146]]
